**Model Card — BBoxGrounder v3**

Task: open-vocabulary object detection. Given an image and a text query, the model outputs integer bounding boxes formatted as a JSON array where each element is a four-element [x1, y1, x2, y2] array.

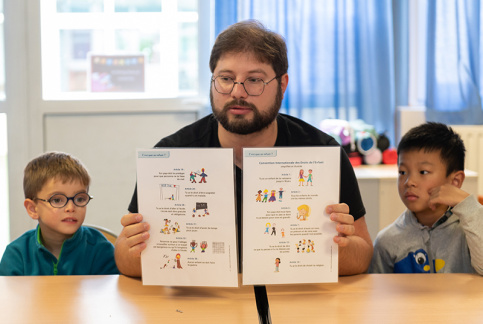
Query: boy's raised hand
[[428, 184, 470, 210]]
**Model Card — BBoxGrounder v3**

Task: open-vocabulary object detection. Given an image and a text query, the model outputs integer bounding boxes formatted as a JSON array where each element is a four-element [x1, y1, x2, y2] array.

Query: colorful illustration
[[160, 253, 184, 269], [171, 222, 180, 233], [161, 218, 171, 234], [199, 168, 208, 183], [160, 183, 179, 200], [295, 239, 316, 253], [189, 172, 197, 183], [281, 228, 285, 238], [190, 240, 198, 253], [262, 189, 269, 203], [394, 249, 445, 273], [255, 188, 284, 203], [306, 169, 313, 186], [297, 204, 311, 221], [189, 168, 208, 183], [256, 190, 262, 202], [264, 223, 270, 234], [176, 253, 183, 269], [275, 258, 281, 272], [268, 190, 277, 202], [298, 169, 305, 186], [200, 241, 208, 253], [271, 223, 277, 236], [192, 202, 209, 217]]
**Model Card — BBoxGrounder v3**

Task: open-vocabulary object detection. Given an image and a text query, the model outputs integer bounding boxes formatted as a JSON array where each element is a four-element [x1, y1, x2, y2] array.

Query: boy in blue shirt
[[0, 152, 118, 275], [370, 122, 483, 274]]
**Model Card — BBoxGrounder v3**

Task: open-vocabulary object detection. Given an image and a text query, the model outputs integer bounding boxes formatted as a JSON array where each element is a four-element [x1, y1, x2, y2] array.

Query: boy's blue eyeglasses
[[34, 192, 93, 208]]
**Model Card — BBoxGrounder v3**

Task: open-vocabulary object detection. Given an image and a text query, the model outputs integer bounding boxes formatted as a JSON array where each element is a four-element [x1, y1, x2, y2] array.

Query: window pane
[[57, 0, 104, 13], [115, 0, 162, 12], [42, 0, 199, 99]]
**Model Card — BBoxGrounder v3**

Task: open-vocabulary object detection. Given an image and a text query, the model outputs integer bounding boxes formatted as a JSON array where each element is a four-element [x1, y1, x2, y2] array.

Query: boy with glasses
[[0, 152, 118, 275]]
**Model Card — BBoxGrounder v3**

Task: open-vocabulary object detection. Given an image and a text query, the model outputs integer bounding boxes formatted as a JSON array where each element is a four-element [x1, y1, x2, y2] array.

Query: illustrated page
[[242, 147, 340, 285], [137, 148, 238, 287]]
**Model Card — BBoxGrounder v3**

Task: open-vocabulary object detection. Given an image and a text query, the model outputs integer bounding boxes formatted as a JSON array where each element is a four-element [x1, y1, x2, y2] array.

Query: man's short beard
[[210, 85, 283, 135]]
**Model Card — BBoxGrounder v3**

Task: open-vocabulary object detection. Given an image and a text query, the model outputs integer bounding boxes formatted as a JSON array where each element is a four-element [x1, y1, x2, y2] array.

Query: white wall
[[4, 1, 211, 241]]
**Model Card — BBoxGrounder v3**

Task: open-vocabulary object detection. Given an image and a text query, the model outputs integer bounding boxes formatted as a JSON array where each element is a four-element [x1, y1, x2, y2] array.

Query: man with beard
[[114, 20, 373, 277]]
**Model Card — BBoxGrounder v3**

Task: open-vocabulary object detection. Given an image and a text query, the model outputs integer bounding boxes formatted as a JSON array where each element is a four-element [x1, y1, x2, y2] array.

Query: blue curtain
[[426, 0, 483, 124], [214, 0, 396, 144]]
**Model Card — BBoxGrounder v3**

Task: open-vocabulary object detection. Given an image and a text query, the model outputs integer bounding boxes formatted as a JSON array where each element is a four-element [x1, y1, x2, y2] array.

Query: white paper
[[242, 147, 340, 285], [137, 148, 238, 287]]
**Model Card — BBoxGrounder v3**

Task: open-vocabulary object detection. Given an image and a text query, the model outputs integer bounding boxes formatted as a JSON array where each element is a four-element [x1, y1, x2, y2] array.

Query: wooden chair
[[84, 224, 118, 245]]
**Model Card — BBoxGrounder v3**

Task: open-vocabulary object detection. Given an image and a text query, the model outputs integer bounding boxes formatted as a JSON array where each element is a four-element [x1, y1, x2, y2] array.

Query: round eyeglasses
[[211, 75, 279, 96], [34, 192, 93, 208]]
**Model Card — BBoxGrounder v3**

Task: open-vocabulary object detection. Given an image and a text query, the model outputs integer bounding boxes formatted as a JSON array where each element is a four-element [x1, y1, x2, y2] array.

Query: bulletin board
[[88, 53, 145, 92]]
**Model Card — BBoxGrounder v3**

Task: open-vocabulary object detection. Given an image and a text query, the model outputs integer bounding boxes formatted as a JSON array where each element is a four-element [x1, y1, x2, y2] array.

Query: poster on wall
[[87, 53, 145, 92]]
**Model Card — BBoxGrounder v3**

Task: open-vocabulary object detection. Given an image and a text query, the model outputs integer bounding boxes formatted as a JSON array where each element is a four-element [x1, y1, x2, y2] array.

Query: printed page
[[242, 147, 340, 285], [137, 148, 238, 287]]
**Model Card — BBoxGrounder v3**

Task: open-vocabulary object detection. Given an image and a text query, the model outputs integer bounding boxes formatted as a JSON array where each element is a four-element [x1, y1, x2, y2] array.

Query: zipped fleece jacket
[[0, 225, 119, 275], [369, 195, 483, 274]]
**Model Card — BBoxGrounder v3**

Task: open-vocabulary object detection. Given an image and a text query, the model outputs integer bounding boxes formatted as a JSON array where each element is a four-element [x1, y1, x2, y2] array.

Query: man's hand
[[326, 203, 355, 247], [114, 213, 150, 277]]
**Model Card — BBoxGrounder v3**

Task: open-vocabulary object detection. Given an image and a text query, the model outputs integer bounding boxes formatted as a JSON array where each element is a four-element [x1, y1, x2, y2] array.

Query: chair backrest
[[84, 224, 118, 245]]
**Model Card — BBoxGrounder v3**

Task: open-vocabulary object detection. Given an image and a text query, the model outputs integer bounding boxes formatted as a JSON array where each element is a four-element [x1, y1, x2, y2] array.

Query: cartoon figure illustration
[[255, 190, 262, 202], [264, 223, 270, 234], [161, 218, 171, 234], [172, 222, 180, 233], [176, 253, 183, 269], [307, 239, 315, 253], [199, 168, 208, 183], [268, 189, 277, 202], [306, 169, 313, 186], [301, 239, 306, 252], [262, 189, 269, 203], [297, 204, 311, 221], [271, 223, 276, 236], [394, 249, 445, 273], [298, 169, 305, 186], [192, 202, 209, 217], [275, 258, 281, 272], [278, 188, 284, 202], [281, 228, 285, 238], [200, 241, 208, 253], [296, 241, 301, 253], [189, 172, 197, 183], [190, 240, 198, 253]]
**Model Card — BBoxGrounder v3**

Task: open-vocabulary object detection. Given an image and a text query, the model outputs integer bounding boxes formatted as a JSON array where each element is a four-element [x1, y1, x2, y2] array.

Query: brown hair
[[209, 20, 289, 78], [23, 152, 90, 199]]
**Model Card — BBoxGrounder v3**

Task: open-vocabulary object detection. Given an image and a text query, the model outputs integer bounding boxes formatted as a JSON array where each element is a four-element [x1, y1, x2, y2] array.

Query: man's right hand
[[114, 213, 150, 277]]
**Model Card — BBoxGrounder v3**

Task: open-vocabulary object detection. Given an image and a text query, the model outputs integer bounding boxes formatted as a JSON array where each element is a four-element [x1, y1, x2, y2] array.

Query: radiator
[[450, 125, 483, 195]]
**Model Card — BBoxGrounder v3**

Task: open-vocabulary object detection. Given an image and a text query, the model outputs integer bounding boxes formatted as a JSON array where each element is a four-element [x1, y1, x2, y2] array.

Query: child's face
[[27, 178, 88, 241], [397, 149, 452, 221]]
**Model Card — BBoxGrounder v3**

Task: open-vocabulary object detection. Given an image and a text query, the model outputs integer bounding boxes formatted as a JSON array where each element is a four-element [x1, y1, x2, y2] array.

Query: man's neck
[[218, 120, 278, 168]]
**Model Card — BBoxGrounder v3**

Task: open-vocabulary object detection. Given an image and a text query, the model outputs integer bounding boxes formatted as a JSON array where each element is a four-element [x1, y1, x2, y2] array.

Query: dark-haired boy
[[370, 122, 483, 274]]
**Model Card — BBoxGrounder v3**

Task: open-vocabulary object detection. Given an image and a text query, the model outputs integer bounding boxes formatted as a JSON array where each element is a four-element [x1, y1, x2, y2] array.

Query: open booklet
[[137, 148, 238, 287], [242, 147, 340, 285], [137, 146, 340, 287]]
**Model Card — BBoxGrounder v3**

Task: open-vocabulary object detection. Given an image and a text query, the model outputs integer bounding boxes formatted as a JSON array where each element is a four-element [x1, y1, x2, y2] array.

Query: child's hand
[[428, 184, 470, 210]]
